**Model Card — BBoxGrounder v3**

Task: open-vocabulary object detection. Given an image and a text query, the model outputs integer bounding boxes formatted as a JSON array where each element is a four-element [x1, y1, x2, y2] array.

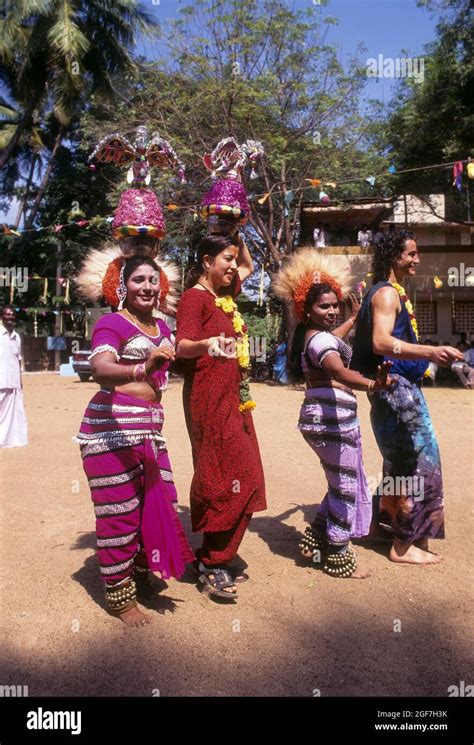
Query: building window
[[452, 301, 474, 334], [416, 301, 437, 335]]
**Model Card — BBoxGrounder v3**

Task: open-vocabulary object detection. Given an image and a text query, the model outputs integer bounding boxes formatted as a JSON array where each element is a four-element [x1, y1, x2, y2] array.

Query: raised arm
[[236, 232, 254, 281], [333, 293, 360, 339], [372, 286, 462, 366]]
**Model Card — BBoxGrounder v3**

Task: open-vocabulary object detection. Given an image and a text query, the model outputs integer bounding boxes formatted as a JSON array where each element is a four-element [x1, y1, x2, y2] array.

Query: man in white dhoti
[[0, 306, 28, 447]]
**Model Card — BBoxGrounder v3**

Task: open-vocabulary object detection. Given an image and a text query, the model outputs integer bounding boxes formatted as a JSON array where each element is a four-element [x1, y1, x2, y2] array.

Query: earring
[[116, 261, 127, 310]]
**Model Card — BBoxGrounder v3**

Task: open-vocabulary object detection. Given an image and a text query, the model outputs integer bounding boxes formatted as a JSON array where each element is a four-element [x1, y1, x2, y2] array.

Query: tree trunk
[[0, 100, 37, 169], [25, 127, 65, 229], [14, 154, 38, 229]]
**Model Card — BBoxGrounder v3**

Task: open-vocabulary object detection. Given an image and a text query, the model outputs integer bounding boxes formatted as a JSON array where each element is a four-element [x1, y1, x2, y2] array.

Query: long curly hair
[[371, 229, 416, 284]]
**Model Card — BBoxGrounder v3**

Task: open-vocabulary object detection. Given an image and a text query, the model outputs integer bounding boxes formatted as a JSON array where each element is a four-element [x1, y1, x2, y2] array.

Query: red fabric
[[176, 276, 266, 542], [197, 513, 252, 566]]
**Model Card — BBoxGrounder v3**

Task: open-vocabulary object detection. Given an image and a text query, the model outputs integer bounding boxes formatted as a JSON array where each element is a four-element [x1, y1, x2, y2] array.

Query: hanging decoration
[[452, 161, 463, 192], [318, 190, 330, 205]]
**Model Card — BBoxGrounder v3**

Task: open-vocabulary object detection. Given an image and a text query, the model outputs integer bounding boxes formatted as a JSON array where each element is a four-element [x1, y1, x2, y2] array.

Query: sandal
[[228, 566, 249, 583], [196, 562, 238, 600]]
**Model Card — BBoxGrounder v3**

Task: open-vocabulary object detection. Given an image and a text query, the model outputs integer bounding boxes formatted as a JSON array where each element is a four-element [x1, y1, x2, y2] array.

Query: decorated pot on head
[[89, 125, 186, 258], [200, 137, 264, 234]]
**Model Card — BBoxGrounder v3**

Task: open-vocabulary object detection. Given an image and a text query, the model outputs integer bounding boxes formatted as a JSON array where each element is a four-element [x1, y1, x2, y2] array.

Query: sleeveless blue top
[[350, 281, 428, 383]]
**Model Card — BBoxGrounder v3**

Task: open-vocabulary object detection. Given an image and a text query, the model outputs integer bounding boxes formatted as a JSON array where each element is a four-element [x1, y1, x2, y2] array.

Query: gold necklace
[[122, 308, 157, 333], [197, 280, 218, 297]]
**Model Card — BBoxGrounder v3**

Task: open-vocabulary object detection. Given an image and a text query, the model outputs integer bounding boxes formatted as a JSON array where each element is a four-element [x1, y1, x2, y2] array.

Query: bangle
[[348, 316, 355, 327], [133, 363, 147, 383], [367, 380, 375, 395]]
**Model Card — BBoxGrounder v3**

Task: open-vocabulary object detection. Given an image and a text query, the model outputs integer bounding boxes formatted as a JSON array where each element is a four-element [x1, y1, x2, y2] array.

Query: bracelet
[[367, 380, 375, 395], [132, 362, 147, 383]]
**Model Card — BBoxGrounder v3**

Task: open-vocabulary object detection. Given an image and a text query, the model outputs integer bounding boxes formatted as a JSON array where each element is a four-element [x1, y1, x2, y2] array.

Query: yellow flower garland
[[391, 282, 419, 340], [215, 295, 256, 412]]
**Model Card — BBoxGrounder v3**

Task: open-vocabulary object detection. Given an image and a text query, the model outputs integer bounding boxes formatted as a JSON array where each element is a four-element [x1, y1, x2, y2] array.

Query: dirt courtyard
[[0, 374, 472, 697]]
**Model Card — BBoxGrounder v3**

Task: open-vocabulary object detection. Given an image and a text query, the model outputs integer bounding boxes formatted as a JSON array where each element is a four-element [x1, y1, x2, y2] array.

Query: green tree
[[380, 0, 473, 220], [0, 0, 156, 226], [80, 0, 388, 334]]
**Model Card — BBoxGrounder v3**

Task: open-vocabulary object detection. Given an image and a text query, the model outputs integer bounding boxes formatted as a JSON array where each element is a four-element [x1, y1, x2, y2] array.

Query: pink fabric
[[113, 188, 165, 235], [78, 390, 194, 583], [201, 178, 249, 216]]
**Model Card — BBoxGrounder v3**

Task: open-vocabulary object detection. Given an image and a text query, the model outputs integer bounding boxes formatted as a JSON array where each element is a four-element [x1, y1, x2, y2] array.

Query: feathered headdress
[[201, 137, 264, 224], [75, 245, 181, 316], [272, 248, 352, 321]]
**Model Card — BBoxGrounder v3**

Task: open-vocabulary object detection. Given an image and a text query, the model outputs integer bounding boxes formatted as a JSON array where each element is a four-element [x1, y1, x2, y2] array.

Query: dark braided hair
[[371, 229, 416, 284]]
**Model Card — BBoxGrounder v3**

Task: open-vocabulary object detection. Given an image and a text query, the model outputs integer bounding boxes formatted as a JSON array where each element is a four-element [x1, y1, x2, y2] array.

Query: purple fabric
[[90, 312, 172, 391], [302, 426, 372, 544], [201, 177, 249, 215]]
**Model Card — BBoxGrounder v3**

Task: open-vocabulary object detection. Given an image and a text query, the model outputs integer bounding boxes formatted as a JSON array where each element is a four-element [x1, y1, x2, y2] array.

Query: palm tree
[[0, 0, 157, 224]]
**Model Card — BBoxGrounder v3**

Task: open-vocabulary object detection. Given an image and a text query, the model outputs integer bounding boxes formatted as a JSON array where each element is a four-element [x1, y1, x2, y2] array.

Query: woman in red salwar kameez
[[176, 233, 266, 600]]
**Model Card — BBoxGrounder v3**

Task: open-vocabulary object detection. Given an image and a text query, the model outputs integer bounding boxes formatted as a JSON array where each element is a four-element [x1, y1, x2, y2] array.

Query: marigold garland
[[215, 295, 256, 412], [391, 282, 418, 340]]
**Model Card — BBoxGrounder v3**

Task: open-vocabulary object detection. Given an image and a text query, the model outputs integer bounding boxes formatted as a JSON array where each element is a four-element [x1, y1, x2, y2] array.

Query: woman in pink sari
[[76, 254, 193, 626]]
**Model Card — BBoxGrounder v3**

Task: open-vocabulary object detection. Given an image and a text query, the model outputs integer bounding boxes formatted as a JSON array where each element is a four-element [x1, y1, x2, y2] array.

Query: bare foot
[[390, 540, 443, 565], [117, 605, 152, 627], [349, 564, 371, 579]]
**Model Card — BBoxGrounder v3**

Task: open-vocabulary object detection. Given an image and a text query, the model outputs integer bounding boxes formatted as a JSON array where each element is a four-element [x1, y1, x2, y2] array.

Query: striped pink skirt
[[76, 389, 194, 584]]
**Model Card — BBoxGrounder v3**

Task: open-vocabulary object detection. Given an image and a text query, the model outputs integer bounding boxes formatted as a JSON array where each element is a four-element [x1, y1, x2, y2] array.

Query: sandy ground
[[0, 373, 472, 698]]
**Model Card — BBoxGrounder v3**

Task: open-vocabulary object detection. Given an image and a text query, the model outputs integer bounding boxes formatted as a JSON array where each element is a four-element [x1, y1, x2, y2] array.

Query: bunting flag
[[452, 161, 463, 191], [365, 176, 376, 187], [2, 224, 21, 236], [257, 192, 270, 205], [305, 178, 321, 187], [323, 181, 337, 189]]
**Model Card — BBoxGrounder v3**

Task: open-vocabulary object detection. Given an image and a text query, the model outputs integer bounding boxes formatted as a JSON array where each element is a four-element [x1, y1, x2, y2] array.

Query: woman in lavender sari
[[274, 249, 392, 579]]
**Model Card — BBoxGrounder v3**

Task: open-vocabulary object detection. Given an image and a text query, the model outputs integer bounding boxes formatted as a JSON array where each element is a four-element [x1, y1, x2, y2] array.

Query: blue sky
[[139, 0, 439, 102], [2, 0, 440, 223]]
